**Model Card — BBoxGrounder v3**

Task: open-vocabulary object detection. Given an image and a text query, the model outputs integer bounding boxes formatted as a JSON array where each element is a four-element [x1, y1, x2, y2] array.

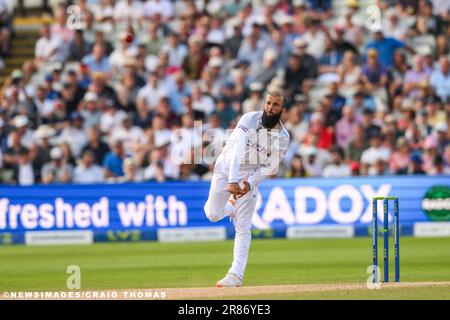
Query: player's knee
[[204, 203, 219, 222]]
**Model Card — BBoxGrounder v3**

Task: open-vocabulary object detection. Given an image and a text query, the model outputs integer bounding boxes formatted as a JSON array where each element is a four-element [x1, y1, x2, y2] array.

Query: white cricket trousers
[[204, 160, 258, 279]]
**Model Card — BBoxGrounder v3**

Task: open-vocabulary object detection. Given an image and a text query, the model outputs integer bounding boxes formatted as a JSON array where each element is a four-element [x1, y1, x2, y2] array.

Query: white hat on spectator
[[277, 15, 294, 26], [208, 57, 223, 68], [50, 147, 63, 160], [293, 0, 307, 7], [84, 92, 98, 102], [435, 123, 448, 133], [263, 48, 277, 61], [249, 82, 264, 92], [13, 115, 29, 128], [293, 37, 308, 48], [35, 125, 56, 140]]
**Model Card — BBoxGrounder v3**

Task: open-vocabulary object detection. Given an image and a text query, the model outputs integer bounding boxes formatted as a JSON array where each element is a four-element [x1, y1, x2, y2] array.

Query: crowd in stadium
[[0, 0, 449, 185]]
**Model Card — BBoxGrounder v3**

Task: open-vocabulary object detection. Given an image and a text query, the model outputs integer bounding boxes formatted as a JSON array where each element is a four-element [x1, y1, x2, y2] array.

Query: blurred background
[[0, 0, 449, 186]]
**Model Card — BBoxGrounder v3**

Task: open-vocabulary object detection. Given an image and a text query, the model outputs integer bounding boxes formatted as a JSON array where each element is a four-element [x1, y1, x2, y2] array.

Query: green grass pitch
[[1, 237, 450, 299]]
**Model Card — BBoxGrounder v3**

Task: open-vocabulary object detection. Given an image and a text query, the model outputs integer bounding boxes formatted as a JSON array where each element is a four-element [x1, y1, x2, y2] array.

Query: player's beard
[[261, 110, 282, 129]]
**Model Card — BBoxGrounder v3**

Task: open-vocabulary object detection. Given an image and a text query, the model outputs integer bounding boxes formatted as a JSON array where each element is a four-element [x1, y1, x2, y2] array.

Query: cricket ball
[[125, 33, 134, 43]]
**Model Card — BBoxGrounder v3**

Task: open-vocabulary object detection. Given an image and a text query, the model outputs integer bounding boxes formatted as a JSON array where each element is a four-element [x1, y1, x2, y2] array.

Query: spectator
[[335, 105, 358, 149], [435, 123, 449, 154], [247, 48, 279, 87], [361, 49, 388, 92], [345, 125, 368, 164], [68, 30, 90, 61], [34, 23, 65, 68], [284, 154, 308, 178], [60, 112, 88, 158], [360, 134, 391, 176], [411, 0, 446, 36], [81, 126, 110, 166], [323, 146, 351, 177], [41, 146, 73, 184], [404, 55, 432, 97], [12, 147, 35, 185], [429, 56, 450, 102], [389, 137, 411, 174], [103, 139, 126, 179], [73, 149, 104, 183], [82, 43, 111, 75], [116, 157, 144, 182]]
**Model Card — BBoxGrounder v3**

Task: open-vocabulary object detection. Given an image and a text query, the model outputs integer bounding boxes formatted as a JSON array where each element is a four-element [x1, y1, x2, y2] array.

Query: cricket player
[[204, 90, 290, 287]]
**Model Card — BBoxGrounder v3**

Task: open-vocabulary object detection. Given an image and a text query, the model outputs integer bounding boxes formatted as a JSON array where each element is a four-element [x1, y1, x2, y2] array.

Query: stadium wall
[[0, 176, 449, 245]]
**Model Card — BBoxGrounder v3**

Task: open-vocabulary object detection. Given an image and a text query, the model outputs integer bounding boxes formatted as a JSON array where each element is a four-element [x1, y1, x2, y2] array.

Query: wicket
[[372, 196, 400, 283]]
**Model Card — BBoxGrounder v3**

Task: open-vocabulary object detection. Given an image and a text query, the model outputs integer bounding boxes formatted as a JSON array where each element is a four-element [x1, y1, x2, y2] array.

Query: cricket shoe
[[216, 273, 243, 288]]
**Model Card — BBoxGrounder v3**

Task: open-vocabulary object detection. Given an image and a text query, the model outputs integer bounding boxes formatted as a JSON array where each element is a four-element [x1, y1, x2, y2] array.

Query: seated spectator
[[337, 50, 361, 96], [408, 152, 426, 174], [302, 18, 327, 60], [214, 97, 238, 129], [383, 7, 409, 41], [81, 127, 110, 166], [318, 35, 343, 75], [114, 0, 144, 27], [34, 23, 65, 68], [80, 92, 102, 129], [179, 164, 200, 181], [110, 115, 145, 156], [361, 49, 388, 92], [161, 31, 188, 68], [335, 105, 359, 149], [411, 0, 447, 36], [182, 36, 208, 80], [404, 55, 432, 97], [60, 112, 88, 158], [41, 147, 73, 184], [68, 30, 90, 61], [387, 49, 409, 98], [360, 134, 391, 176], [82, 43, 111, 75], [237, 32, 265, 66], [168, 72, 191, 115], [116, 157, 145, 182], [389, 137, 411, 174], [247, 48, 279, 87], [429, 56, 450, 102], [136, 72, 168, 112], [12, 147, 35, 185], [284, 154, 308, 178], [73, 150, 104, 183], [323, 146, 351, 177], [103, 139, 126, 179]]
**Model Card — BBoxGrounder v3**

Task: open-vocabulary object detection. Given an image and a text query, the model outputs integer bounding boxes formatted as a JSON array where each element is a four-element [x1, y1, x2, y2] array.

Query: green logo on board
[[422, 185, 450, 221]]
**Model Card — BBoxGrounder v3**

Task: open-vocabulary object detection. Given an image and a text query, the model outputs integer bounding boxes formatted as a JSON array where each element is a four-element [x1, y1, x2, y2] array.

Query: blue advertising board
[[0, 176, 449, 244]]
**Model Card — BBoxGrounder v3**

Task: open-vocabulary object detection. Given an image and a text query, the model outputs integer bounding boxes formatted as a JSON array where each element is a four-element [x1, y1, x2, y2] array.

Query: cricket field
[[1, 237, 450, 299]]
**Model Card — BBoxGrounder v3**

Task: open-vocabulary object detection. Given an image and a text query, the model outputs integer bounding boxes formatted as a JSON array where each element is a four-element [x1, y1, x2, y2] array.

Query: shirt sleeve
[[247, 135, 290, 189], [228, 113, 252, 184]]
